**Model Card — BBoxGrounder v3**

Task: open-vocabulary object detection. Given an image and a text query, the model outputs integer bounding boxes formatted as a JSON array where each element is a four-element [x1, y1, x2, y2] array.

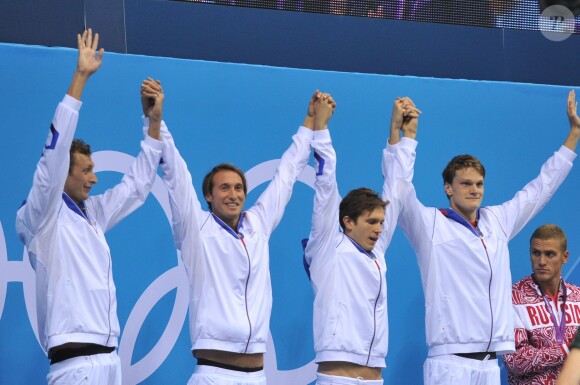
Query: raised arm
[[303, 90, 321, 130], [88, 79, 164, 232], [17, 30, 104, 241], [564, 90, 580, 152], [380, 97, 420, 252], [153, 83, 205, 251], [67, 29, 104, 101], [141, 77, 164, 140], [489, 91, 577, 239], [248, 91, 316, 235], [388, 97, 421, 145], [305, 93, 338, 267], [314, 92, 336, 131]]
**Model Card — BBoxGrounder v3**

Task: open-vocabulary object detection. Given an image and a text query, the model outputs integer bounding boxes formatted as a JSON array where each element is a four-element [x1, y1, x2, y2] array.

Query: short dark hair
[[530, 224, 568, 253], [339, 187, 388, 231], [69, 139, 92, 174], [202, 163, 247, 210], [442, 154, 485, 199]]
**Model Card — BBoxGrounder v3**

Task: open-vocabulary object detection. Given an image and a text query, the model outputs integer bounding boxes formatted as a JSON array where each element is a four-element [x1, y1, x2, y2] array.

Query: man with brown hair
[[503, 224, 580, 385], [150, 84, 319, 384], [304, 95, 420, 384], [385, 91, 580, 385], [16, 30, 164, 384]]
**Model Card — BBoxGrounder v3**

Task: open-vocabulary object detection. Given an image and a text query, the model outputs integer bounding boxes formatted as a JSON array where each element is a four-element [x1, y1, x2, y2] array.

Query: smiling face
[[531, 237, 568, 294], [205, 169, 246, 229], [64, 152, 98, 204], [343, 207, 385, 252], [445, 167, 484, 222]]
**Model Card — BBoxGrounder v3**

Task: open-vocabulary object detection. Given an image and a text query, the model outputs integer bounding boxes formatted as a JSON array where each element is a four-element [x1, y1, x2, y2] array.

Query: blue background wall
[[0, 41, 579, 384], [2, 0, 580, 86]]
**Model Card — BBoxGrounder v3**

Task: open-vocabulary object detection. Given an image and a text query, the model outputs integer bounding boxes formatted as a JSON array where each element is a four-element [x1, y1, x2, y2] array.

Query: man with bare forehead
[[386, 91, 580, 385], [143, 80, 319, 384], [16, 30, 164, 384]]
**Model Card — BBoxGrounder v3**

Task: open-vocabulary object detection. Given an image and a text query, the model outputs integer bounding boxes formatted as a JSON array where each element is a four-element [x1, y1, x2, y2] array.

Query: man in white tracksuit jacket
[[16, 31, 164, 385], [304, 96, 420, 384], [146, 82, 318, 384], [386, 91, 580, 385]]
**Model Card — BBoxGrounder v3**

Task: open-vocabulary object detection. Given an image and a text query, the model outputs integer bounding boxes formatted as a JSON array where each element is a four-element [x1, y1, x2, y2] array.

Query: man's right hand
[[314, 92, 336, 131], [389, 97, 421, 143], [401, 97, 421, 140], [564, 89, 580, 151], [303, 90, 322, 130], [76, 29, 104, 77], [141, 78, 164, 140], [141, 78, 164, 122], [67, 29, 104, 100]]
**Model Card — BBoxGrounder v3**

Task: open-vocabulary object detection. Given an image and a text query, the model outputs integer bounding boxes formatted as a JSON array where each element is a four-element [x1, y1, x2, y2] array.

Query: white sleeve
[[156, 119, 206, 251], [387, 138, 435, 262], [487, 145, 576, 240], [378, 137, 416, 254], [304, 129, 340, 268], [89, 132, 164, 232], [248, 126, 313, 237], [16, 95, 81, 245]]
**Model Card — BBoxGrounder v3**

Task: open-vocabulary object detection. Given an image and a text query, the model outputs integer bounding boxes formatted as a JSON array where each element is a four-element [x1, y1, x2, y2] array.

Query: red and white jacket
[[503, 275, 580, 385]]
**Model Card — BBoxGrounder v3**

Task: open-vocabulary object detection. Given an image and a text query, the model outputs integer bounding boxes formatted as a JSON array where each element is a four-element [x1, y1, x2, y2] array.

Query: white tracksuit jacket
[[389, 138, 575, 357], [158, 122, 312, 354], [304, 131, 415, 367], [16, 95, 164, 353]]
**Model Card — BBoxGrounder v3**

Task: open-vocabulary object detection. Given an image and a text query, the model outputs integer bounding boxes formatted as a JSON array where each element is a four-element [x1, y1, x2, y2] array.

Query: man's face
[[445, 167, 484, 222], [64, 153, 98, 204], [205, 170, 246, 229], [343, 207, 385, 252], [531, 237, 568, 289]]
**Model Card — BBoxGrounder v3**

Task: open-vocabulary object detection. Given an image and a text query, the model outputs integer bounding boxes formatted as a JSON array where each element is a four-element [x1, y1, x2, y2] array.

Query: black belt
[[455, 352, 497, 361], [196, 357, 263, 373], [50, 344, 115, 365]]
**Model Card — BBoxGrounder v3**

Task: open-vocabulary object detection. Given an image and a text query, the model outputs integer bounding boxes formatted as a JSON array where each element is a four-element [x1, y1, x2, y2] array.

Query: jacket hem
[[48, 333, 118, 352], [428, 341, 514, 357]]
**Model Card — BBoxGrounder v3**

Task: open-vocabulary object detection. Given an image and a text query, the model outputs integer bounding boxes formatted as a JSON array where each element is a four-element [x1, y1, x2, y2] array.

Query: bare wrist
[[303, 116, 314, 130], [74, 68, 94, 79]]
